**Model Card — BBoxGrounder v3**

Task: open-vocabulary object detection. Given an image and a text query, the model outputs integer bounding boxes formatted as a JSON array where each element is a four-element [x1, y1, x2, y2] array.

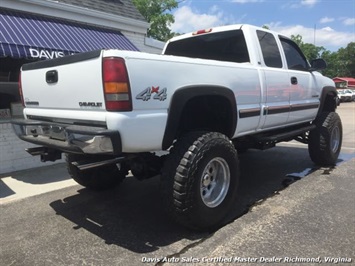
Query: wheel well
[[317, 86, 338, 116], [162, 85, 237, 150], [177, 95, 234, 137], [320, 92, 337, 113]]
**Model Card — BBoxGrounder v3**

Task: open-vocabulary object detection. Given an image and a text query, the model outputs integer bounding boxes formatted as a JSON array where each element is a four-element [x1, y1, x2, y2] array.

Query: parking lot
[[1, 102, 354, 265]]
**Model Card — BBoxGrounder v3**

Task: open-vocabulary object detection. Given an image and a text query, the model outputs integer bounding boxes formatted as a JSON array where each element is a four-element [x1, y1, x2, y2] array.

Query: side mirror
[[309, 58, 327, 71]]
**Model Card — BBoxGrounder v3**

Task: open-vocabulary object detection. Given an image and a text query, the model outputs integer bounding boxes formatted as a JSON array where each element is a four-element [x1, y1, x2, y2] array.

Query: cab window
[[257, 30, 282, 68], [280, 37, 309, 71]]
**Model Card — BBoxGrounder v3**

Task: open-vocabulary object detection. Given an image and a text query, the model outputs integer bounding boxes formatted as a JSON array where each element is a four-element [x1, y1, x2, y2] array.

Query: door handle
[[291, 77, 298, 85]]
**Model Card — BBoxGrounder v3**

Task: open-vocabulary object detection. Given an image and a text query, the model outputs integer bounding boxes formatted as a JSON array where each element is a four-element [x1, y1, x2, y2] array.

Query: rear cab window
[[164, 30, 250, 63], [257, 30, 282, 68]]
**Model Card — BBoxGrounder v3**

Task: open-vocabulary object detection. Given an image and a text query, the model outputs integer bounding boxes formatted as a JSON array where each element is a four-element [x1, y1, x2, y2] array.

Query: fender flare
[[317, 86, 337, 116], [162, 85, 237, 150]]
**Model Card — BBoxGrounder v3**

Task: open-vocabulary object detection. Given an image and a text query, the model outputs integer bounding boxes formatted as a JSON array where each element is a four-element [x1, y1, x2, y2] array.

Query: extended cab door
[[279, 37, 320, 124], [256, 30, 291, 129]]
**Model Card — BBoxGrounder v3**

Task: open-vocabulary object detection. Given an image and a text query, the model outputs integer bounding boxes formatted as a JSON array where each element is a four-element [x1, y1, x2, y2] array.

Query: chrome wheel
[[200, 157, 230, 208], [330, 126, 340, 153]]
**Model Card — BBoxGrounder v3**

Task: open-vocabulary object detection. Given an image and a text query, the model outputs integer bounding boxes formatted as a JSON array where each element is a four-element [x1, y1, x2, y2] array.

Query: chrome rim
[[330, 125, 340, 153], [200, 157, 230, 208]]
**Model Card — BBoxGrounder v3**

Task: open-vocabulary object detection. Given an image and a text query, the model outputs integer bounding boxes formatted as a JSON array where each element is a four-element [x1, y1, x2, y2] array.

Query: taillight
[[102, 57, 132, 111], [18, 71, 24, 106]]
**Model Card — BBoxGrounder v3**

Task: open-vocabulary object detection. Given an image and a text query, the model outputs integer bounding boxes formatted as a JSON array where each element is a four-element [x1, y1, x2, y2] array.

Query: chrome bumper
[[12, 119, 122, 155]]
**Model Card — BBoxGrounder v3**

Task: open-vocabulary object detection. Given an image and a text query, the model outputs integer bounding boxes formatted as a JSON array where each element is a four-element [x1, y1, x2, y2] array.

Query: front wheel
[[160, 132, 240, 231], [66, 154, 128, 191], [308, 112, 342, 166]]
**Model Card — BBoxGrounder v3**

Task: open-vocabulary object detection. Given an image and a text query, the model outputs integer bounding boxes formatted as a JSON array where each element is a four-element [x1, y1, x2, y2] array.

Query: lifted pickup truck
[[13, 24, 342, 230]]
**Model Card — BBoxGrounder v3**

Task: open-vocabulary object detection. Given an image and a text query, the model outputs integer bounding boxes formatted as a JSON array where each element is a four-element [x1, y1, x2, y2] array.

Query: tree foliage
[[132, 0, 179, 41], [291, 34, 325, 62], [262, 25, 270, 30], [291, 35, 355, 78], [337, 42, 355, 77]]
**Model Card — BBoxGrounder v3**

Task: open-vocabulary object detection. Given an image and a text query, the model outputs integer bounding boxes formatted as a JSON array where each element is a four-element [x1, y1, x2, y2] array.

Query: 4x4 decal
[[136, 86, 167, 101]]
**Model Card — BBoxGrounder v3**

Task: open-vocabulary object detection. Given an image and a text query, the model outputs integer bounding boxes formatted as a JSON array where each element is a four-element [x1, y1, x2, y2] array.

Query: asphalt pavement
[[173, 158, 355, 266], [0, 157, 354, 266]]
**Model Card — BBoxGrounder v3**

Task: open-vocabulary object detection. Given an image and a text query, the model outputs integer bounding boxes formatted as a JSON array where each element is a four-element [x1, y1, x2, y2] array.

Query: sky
[[169, 0, 355, 51]]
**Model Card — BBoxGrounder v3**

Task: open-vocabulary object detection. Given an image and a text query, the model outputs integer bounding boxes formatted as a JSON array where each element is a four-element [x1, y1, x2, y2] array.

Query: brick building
[[0, 0, 164, 174]]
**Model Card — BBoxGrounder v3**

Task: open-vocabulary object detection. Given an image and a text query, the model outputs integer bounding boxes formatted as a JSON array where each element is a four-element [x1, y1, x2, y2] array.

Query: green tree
[[290, 34, 355, 78], [321, 50, 338, 77], [291, 34, 303, 47], [337, 42, 355, 77], [291, 34, 325, 62], [132, 0, 179, 41], [264, 30, 354, 78]]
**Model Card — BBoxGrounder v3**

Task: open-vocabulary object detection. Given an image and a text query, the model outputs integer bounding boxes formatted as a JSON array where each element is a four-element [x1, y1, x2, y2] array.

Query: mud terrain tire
[[161, 132, 240, 230], [308, 112, 342, 166]]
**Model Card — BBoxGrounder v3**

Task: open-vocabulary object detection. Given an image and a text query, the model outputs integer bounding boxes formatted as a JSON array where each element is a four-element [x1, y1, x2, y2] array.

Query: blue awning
[[0, 9, 139, 59]]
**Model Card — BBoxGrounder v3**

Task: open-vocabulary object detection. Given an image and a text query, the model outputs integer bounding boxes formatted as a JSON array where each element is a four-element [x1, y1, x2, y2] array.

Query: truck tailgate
[[21, 50, 105, 111]]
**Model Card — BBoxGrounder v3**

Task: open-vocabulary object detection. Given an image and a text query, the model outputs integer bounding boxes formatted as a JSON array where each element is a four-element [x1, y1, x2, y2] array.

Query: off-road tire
[[66, 154, 128, 191], [308, 112, 342, 166], [160, 132, 239, 231]]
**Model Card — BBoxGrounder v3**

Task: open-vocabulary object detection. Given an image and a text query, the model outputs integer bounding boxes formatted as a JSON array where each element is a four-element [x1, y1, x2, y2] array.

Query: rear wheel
[[160, 132, 239, 230], [308, 112, 342, 166], [66, 154, 128, 191]]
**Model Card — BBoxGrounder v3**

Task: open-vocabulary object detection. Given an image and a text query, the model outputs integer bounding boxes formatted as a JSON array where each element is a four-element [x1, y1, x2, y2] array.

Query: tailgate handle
[[46, 70, 58, 84]]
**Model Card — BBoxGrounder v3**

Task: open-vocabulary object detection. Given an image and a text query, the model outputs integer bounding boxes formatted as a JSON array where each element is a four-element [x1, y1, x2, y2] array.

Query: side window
[[257, 30, 282, 68], [280, 38, 309, 71]]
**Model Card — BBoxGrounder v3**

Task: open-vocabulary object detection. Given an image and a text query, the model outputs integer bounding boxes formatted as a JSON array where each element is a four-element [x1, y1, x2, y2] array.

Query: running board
[[258, 124, 316, 143], [255, 124, 316, 150], [71, 157, 125, 171]]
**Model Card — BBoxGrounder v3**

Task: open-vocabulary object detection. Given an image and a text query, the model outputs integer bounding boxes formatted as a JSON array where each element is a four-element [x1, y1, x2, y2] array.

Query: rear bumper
[[12, 119, 122, 155]]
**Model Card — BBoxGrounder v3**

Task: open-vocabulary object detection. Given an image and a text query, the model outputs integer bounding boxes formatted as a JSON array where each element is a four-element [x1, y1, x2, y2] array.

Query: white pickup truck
[[13, 24, 342, 230]]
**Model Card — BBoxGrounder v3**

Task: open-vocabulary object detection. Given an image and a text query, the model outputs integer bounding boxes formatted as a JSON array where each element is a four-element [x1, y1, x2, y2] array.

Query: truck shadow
[[50, 175, 206, 254], [233, 146, 316, 218], [0, 178, 15, 198], [49, 145, 342, 254], [2, 163, 70, 185]]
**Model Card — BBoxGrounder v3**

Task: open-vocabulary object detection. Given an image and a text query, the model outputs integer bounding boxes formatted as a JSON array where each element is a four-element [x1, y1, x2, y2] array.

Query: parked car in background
[[338, 89, 353, 102], [336, 91, 340, 106], [349, 89, 355, 101]]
